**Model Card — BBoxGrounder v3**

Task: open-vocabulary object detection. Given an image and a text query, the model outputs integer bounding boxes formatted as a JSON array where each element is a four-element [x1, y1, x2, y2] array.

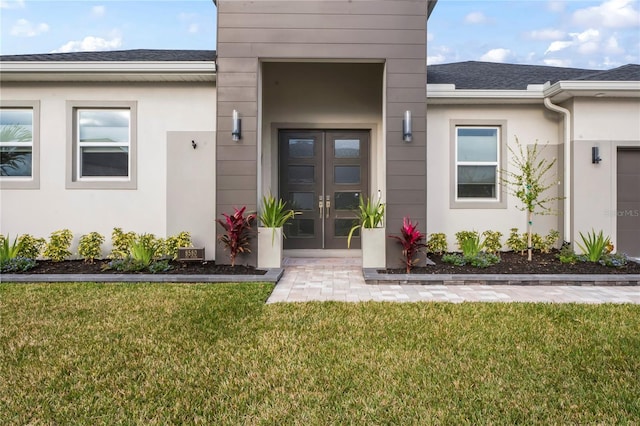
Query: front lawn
[[1, 283, 638, 424]]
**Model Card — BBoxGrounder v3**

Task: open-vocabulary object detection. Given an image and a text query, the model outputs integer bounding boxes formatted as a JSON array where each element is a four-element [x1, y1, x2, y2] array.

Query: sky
[[1, 0, 639, 70]]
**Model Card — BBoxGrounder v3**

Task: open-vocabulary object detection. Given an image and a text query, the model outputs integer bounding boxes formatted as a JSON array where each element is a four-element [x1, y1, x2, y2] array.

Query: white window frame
[[450, 120, 507, 209], [66, 101, 137, 190], [0, 101, 40, 190]]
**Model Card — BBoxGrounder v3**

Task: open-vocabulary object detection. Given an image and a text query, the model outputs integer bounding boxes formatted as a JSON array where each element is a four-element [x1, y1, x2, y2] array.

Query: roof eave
[[0, 61, 217, 83], [544, 80, 640, 102], [426, 84, 545, 104]]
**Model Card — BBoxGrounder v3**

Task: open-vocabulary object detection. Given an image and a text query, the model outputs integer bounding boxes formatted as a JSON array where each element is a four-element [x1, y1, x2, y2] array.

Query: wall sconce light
[[592, 146, 602, 164], [232, 109, 241, 141], [191, 140, 197, 149], [402, 110, 412, 142]]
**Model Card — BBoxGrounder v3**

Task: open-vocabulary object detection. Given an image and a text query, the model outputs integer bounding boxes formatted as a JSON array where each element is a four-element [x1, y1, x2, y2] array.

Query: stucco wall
[[570, 97, 640, 250], [426, 103, 563, 250], [0, 82, 216, 257]]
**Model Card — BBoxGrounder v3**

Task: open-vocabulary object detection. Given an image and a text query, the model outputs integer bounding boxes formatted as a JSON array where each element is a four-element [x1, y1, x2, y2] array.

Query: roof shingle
[[0, 49, 216, 62]]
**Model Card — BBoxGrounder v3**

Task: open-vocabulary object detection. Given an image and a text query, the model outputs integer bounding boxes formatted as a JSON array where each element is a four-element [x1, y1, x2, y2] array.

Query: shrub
[[442, 252, 500, 269], [216, 207, 256, 267], [506, 228, 527, 254], [1, 257, 36, 272], [599, 253, 628, 268], [43, 229, 73, 262], [482, 230, 503, 254], [165, 231, 192, 260], [389, 217, 427, 274], [110, 228, 136, 260], [442, 253, 466, 266], [556, 244, 578, 264], [540, 229, 560, 253], [0, 234, 22, 269], [17, 234, 45, 259], [426, 233, 448, 255], [78, 232, 104, 263], [577, 229, 610, 262], [455, 231, 478, 251]]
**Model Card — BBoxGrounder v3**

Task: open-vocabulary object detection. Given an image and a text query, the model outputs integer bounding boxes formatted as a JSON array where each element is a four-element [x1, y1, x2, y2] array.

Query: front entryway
[[279, 130, 369, 249]]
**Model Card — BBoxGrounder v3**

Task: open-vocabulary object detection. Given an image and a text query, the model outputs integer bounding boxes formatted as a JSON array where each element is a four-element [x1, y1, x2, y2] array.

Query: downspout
[[543, 97, 571, 244]]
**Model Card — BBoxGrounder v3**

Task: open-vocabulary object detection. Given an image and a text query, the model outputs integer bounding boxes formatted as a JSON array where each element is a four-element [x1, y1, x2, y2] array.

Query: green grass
[[1, 283, 639, 425]]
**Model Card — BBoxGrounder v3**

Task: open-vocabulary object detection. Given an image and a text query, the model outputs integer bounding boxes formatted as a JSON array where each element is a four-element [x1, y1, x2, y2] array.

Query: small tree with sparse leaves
[[500, 138, 563, 261]]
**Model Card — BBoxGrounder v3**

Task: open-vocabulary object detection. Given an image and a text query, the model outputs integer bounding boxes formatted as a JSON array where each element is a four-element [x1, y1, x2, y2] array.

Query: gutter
[[543, 97, 571, 244]]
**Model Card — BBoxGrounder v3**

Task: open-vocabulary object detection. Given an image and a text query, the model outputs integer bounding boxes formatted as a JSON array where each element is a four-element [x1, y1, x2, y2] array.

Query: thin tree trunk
[[527, 211, 533, 261]]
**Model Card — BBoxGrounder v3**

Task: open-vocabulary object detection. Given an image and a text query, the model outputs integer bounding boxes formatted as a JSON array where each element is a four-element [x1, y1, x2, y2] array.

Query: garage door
[[617, 148, 640, 257]]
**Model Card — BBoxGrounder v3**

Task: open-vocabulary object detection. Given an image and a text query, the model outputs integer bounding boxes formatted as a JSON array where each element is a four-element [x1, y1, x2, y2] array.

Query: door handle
[[319, 195, 324, 219], [325, 199, 331, 219]]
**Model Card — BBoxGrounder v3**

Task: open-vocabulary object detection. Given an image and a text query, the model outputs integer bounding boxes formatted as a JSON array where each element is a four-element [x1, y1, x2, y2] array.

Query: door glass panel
[[289, 139, 314, 158], [285, 219, 315, 238], [334, 166, 360, 184], [290, 192, 314, 210], [335, 139, 360, 158], [334, 219, 359, 237], [335, 192, 360, 210], [288, 165, 314, 183]]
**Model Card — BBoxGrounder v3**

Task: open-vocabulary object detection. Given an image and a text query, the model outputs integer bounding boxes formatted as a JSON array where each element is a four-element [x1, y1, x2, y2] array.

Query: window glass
[[335, 192, 360, 210], [335, 219, 359, 237], [288, 166, 314, 184], [284, 219, 314, 238], [456, 127, 499, 200], [334, 139, 360, 158], [0, 108, 33, 177], [334, 166, 360, 184], [288, 139, 314, 158], [290, 192, 314, 210], [77, 109, 130, 179]]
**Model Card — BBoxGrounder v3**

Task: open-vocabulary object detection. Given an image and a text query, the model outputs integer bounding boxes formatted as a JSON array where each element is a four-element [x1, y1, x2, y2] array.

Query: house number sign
[[177, 248, 205, 261]]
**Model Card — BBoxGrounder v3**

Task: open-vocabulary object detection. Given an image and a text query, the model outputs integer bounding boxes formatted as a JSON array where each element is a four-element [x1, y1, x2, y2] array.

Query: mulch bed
[[383, 251, 640, 275], [5, 251, 640, 276], [16, 260, 266, 275]]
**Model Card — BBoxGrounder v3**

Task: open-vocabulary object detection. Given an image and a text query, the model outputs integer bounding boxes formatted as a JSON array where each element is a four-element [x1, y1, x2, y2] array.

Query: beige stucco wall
[[426, 103, 563, 250], [260, 62, 385, 201], [569, 97, 640, 250], [0, 82, 216, 257]]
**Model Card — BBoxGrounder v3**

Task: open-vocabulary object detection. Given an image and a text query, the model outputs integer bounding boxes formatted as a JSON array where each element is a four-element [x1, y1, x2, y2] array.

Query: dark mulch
[[16, 260, 266, 275], [383, 251, 640, 275]]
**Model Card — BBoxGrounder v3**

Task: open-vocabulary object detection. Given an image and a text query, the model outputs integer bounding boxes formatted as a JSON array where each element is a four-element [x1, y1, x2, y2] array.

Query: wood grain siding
[[216, 0, 430, 266]]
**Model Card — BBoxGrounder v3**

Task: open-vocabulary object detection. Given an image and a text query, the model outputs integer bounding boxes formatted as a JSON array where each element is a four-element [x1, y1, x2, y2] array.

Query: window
[[450, 121, 506, 209], [0, 101, 39, 189], [67, 101, 137, 189]]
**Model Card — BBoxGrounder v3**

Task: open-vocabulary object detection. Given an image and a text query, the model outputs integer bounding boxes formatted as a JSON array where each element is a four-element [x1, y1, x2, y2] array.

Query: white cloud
[[547, 1, 565, 12], [545, 40, 572, 54], [544, 58, 572, 67], [188, 23, 199, 34], [0, 0, 24, 9], [52, 36, 122, 53], [480, 48, 512, 63], [604, 35, 625, 54], [427, 53, 446, 65], [526, 28, 565, 41], [464, 11, 487, 24], [544, 29, 601, 54], [92, 5, 106, 17], [572, 0, 640, 28], [10, 19, 49, 37]]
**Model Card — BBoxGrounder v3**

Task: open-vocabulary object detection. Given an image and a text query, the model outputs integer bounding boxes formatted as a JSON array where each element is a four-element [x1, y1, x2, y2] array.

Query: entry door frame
[[278, 129, 370, 250]]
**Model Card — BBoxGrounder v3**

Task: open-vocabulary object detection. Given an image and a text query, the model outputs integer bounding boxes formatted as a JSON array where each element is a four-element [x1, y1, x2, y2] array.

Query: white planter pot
[[361, 227, 386, 268], [258, 227, 283, 268]]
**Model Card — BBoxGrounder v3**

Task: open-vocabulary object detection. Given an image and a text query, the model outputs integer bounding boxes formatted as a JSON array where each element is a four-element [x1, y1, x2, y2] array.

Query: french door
[[279, 130, 369, 249]]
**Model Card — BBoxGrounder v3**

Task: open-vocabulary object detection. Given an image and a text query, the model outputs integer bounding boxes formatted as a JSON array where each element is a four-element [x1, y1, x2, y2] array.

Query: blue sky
[[1, 0, 639, 69]]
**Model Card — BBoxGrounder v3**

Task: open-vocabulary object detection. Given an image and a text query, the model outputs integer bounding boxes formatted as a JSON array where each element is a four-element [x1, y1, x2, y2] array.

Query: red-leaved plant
[[215, 207, 256, 267], [389, 216, 427, 274]]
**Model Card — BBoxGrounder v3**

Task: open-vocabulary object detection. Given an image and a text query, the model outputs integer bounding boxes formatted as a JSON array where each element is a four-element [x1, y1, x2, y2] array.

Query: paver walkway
[[266, 258, 640, 304]]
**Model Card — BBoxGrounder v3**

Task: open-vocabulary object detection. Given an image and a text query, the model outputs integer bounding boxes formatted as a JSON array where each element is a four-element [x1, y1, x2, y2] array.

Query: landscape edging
[[363, 269, 640, 286]]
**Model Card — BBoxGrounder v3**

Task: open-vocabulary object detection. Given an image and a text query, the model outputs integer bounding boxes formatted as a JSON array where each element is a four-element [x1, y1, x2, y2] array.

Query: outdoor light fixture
[[402, 110, 412, 142], [592, 146, 602, 164], [232, 109, 241, 141]]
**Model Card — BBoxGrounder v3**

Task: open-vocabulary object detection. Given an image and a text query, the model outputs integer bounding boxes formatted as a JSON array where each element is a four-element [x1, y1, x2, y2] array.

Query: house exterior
[[1, 0, 639, 265]]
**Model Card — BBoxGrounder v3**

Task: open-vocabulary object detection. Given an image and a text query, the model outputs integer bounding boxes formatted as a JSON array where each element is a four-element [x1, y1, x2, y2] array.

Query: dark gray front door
[[617, 148, 640, 257], [279, 130, 369, 249]]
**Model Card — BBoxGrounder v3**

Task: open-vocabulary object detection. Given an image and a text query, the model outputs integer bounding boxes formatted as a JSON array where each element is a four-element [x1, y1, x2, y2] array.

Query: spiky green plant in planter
[[259, 193, 297, 244], [347, 195, 385, 248]]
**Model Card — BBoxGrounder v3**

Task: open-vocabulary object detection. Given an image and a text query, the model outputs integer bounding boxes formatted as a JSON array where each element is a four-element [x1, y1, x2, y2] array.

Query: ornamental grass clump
[[577, 229, 611, 262], [347, 195, 385, 248], [389, 216, 426, 274], [443, 232, 500, 268], [216, 206, 256, 267]]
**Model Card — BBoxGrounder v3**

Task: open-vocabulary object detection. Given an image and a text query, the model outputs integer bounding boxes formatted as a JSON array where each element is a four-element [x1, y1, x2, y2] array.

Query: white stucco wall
[[570, 97, 640, 250], [0, 82, 216, 256], [426, 103, 563, 250]]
